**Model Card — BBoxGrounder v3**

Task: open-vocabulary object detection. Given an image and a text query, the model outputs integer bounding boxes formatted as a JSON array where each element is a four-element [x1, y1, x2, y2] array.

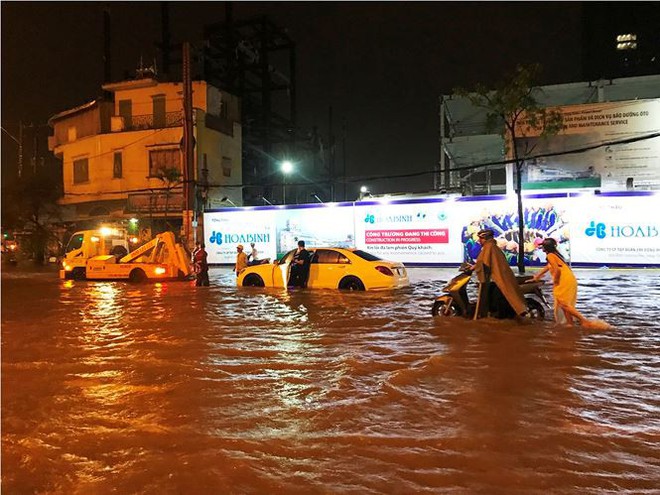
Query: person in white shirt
[[247, 242, 259, 265]]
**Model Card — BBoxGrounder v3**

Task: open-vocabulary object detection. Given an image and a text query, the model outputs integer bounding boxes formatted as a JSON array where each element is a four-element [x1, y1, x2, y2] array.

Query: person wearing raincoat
[[472, 229, 528, 319]]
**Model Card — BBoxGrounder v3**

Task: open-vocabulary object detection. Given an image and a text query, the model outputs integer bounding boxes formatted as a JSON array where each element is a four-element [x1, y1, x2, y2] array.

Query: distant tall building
[[582, 3, 660, 80]]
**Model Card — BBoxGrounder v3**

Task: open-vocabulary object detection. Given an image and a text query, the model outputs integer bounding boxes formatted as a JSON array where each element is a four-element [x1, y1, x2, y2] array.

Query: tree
[[455, 64, 563, 273], [155, 166, 182, 231], [1, 173, 62, 264]]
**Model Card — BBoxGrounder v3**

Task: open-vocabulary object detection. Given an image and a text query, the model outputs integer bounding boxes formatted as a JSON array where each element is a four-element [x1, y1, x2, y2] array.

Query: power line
[[58, 130, 660, 194], [203, 131, 660, 188]]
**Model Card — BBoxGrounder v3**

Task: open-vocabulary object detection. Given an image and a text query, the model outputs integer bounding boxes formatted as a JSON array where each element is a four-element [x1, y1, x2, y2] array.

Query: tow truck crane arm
[[120, 231, 192, 277]]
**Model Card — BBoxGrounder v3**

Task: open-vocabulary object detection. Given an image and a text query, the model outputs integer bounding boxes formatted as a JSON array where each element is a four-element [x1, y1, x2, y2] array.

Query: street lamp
[[359, 185, 372, 200], [280, 160, 294, 204]]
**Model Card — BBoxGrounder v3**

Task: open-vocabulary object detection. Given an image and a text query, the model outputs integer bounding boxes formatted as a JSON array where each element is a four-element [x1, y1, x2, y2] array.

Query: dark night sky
[[2, 2, 584, 194]]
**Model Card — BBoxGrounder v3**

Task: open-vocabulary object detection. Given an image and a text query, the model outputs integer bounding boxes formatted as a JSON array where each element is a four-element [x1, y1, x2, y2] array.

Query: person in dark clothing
[[194, 243, 210, 286], [288, 240, 311, 288], [472, 229, 527, 319]]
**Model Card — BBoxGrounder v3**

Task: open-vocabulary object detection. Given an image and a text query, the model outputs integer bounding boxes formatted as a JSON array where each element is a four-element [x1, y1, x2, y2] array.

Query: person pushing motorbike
[[471, 229, 528, 319]]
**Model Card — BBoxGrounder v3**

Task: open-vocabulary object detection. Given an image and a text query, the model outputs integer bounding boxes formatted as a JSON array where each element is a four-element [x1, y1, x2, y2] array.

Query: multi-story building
[[48, 77, 242, 238], [438, 74, 660, 195]]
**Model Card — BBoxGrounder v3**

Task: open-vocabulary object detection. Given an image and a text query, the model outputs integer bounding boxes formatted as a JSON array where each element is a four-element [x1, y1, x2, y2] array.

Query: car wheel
[[526, 299, 545, 320], [243, 274, 265, 287], [72, 267, 86, 280], [340, 276, 365, 291], [432, 300, 461, 317], [129, 268, 147, 283]]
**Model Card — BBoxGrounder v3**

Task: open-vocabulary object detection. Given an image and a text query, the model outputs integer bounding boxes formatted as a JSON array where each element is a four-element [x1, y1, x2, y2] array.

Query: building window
[[149, 149, 180, 177], [220, 100, 229, 120], [152, 94, 166, 128], [222, 156, 232, 177], [113, 151, 123, 178], [73, 158, 89, 184]]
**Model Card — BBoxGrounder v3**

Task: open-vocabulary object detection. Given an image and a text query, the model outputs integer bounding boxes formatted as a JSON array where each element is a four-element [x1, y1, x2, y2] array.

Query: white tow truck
[[60, 227, 132, 280], [85, 231, 192, 282]]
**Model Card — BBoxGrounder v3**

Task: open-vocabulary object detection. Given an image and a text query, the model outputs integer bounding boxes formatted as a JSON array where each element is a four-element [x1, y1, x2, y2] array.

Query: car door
[[310, 249, 350, 289], [274, 249, 296, 287]]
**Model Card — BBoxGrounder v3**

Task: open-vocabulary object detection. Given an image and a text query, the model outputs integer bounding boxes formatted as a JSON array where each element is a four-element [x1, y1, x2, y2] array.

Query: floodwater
[[2, 266, 659, 494]]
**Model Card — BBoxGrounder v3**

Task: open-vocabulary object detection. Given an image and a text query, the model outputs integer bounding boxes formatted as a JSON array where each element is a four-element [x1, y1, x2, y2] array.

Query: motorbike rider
[[471, 229, 528, 319], [247, 242, 259, 266]]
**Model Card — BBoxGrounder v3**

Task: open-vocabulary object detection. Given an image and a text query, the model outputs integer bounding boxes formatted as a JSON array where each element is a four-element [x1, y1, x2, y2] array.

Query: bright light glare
[[100, 227, 112, 236], [154, 267, 167, 275], [360, 186, 368, 193], [129, 218, 139, 225], [91, 236, 100, 243], [616, 33, 636, 42], [617, 42, 637, 50], [281, 160, 294, 174]]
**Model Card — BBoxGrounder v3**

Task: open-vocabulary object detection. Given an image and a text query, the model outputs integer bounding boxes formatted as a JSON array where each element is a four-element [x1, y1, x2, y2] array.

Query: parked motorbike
[[432, 263, 548, 320]]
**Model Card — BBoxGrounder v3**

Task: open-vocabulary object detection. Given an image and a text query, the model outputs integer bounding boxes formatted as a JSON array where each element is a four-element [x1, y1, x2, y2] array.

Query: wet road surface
[[2, 266, 659, 494]]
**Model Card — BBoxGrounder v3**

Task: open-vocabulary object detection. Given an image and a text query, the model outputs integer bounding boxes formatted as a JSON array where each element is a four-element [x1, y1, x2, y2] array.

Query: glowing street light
[[359, 185, 372, 200], [281, 160, 294, 204]]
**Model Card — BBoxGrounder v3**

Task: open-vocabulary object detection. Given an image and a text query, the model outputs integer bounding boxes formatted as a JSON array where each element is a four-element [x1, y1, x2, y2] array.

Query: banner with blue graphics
[[204, 204, 354, 264], [203, 192, 660, 267], [569, 193, 660, 265]]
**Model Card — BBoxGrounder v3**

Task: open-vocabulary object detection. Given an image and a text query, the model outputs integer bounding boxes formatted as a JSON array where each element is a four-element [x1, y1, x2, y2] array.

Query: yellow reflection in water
[[78, 283, 126, 346], [88, 283, 121, 319]]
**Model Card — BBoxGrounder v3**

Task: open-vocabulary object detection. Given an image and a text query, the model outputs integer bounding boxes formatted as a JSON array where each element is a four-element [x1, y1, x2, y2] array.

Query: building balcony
[[111, 112, 184, 133], [126, 191, 184, 214]]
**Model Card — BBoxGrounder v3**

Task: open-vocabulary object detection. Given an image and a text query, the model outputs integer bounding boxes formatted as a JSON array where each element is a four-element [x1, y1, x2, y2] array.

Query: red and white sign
[[364, 229, 449, 244]]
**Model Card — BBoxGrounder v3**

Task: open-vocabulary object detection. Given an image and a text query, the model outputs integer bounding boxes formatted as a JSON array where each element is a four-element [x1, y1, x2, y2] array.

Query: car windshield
[[352, 250, 382, 262], [65, 234, 84, 253]]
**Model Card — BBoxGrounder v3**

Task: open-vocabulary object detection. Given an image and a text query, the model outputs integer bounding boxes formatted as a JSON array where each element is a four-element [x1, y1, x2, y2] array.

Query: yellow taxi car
[[237, 247, 410, 290]]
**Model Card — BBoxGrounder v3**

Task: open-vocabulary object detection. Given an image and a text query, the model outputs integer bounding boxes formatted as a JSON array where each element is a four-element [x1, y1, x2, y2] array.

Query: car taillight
[[375, 265, 394, 276]]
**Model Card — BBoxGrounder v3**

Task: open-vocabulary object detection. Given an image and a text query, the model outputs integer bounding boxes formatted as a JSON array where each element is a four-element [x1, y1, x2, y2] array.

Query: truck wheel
[[72, 267, 86, 280], [129, 269, 147, 283]]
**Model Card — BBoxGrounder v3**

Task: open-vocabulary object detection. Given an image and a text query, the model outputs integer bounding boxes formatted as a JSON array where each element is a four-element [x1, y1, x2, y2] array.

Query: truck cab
[[60, 228, 129, 280]]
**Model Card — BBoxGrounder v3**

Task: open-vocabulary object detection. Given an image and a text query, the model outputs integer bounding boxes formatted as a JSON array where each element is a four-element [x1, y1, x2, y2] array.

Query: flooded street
[[2, 266, 659, 494]]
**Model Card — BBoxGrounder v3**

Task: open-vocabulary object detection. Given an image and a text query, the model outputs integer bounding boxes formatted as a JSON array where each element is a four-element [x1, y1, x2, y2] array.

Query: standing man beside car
[[288, 240, 311, 288], [194, 243, 210, 287], [235, 244, 248, 277]]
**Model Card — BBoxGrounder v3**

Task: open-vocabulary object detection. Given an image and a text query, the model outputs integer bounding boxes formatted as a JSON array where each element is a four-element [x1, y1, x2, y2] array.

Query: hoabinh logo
[[585, 221, 607, 239], [585, 221, 658, 239], [209, 231, 223, 244]]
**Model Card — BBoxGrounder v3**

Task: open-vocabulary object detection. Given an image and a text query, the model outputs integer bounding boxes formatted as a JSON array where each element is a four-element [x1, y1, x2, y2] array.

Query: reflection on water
[[2, 267, 659, 494]]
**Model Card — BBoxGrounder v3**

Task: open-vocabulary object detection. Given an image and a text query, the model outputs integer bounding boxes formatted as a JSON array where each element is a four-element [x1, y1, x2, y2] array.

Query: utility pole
[[32, 124, 38, 175], [328, 106, 335, 202], [1, 123, 23, 179], [342, 117, 347, 202], [18, 121, 24, 179], [182, 42, 195, 248]]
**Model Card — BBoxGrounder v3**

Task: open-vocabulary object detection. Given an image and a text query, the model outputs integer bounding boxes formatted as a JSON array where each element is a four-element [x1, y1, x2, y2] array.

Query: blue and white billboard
[[203, 192, 660, 267]]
